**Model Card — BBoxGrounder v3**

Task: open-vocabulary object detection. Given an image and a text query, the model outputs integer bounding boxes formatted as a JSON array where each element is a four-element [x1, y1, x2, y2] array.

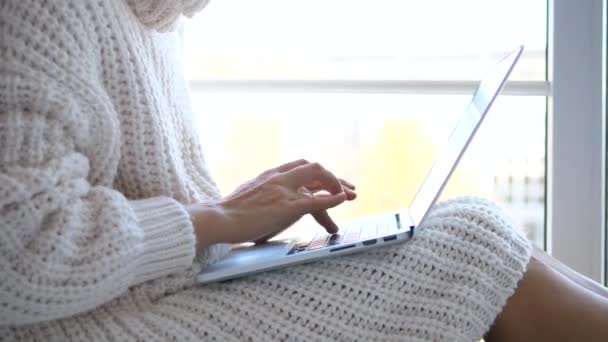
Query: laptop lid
[[408, 46, 524, 228]]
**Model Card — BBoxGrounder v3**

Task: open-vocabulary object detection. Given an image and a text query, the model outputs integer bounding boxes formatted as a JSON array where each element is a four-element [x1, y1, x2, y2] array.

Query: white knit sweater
[[0, 1, 532, 341]]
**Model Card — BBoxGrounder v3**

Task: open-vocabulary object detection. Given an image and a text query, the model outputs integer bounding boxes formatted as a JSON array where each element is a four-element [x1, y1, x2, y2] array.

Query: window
[[184, 0, 607, 283], [547, 0, 606, 284], [184, 0, 548, 247], [184, 0, 545, 81]]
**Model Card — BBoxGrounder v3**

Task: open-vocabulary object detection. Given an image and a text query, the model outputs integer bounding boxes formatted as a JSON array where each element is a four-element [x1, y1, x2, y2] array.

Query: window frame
[[190, 80, 548, 96], [547, 0, 606, 284]]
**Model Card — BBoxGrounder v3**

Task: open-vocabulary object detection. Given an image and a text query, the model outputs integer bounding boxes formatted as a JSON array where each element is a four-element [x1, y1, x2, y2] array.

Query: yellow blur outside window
[[184, 0, 547, 247]]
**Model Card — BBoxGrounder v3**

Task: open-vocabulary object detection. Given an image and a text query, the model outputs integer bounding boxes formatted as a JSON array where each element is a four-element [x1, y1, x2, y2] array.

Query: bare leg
[[532, 246, 608, 299], [485, 255, 608, 342]]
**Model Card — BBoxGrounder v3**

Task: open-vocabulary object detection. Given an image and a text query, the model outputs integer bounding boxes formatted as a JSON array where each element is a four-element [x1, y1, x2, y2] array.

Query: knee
[[426, 196, 518, 236], [420, 196, 531, 264]]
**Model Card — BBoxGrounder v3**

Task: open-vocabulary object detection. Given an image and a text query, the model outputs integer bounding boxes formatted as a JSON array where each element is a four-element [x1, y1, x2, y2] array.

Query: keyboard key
[[342, 229, 361, 243], [307, 234, 329, 250], [327, 234, 343, 246], [337, 226, 350, 235], [294, 239, 311, 249]]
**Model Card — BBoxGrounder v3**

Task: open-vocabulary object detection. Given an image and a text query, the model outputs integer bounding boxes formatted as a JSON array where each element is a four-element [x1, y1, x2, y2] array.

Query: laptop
[[197, 46, 524, 284]]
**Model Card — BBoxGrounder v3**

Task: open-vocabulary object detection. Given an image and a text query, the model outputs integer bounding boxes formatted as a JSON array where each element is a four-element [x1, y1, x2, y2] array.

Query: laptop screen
[[408, 46, 523, 227]]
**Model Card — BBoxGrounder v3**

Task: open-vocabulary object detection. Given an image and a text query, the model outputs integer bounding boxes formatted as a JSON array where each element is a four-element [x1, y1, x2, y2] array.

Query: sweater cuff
[[130, 197, 197, 285]]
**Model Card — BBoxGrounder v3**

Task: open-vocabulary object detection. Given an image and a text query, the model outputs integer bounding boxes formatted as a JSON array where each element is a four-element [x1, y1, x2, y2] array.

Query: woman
[[1, 0, 607, 341]]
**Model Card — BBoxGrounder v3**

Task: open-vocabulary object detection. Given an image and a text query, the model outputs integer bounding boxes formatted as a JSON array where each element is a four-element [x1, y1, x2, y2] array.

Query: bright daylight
[[184, 0, 547, 246], [1, 0, 607, 341]]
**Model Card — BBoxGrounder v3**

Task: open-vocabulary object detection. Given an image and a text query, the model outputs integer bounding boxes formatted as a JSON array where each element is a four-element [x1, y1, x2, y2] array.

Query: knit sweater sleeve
[[0, 73, 198, 326], [0, 22, 199, 328]]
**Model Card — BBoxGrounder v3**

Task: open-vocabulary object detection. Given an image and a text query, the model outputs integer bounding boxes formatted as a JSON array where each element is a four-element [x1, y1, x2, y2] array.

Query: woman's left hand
[[228, 159, 357, 243], [186, 159, 357, 247]]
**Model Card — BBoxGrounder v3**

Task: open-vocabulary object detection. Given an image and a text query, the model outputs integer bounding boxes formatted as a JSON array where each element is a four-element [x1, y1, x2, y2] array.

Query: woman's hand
[[186, 160, 356, 248]]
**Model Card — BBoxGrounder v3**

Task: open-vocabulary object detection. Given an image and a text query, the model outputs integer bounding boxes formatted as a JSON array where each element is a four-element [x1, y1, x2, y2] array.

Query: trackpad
[[207, 241, 292, 271]]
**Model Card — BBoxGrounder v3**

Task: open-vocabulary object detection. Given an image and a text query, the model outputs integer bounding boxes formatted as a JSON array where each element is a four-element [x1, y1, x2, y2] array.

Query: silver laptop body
[[197, 46, 524, 284]]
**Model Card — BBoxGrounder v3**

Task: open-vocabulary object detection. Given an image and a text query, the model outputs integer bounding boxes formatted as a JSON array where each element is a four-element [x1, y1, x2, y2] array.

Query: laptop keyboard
[[287, 219, 396, 256]]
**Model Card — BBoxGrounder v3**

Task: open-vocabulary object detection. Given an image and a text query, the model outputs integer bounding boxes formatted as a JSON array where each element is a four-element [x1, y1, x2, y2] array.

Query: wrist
[[185, 202, 230, 248]]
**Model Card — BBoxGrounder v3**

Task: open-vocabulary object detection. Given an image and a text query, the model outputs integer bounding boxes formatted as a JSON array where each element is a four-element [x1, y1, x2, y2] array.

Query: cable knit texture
[[0, 0, 532, 340]]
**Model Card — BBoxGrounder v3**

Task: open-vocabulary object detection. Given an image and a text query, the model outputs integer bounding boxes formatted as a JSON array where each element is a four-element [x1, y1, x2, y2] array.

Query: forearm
[[1, 184, 197, 325]]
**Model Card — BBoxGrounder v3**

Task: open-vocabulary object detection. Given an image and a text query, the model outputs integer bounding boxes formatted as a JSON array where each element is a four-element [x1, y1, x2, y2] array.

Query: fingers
[[306, 178, 355, 191], [279, 162, 343, 195], [274, 160, 356, 193], [304, 179, 357, 200], [306, 184, 356, 200], [343, 187, 357, 200], [339, 178, 356, 190], [275, 159, 309, 173], [311, 210, 339, 234], [256, 160, 309, 184], [294, 192, 346, 214]]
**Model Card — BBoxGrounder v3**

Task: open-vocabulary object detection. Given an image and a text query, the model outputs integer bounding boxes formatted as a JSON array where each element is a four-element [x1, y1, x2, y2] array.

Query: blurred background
[[183, 0, 547, 247]]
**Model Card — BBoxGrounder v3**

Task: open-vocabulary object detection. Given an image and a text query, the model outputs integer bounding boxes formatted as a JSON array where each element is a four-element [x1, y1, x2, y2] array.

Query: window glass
[[184, 0, 547, 81], [185, 0, 547, 247], [191, 93, 546, 246]]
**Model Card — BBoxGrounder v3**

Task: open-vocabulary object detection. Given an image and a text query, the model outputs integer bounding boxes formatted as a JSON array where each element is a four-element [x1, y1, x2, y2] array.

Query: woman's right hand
[[185, 160, 357, 248]]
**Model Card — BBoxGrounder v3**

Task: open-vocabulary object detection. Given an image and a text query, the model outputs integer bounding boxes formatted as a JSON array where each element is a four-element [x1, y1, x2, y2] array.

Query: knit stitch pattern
[[3, 197, 532, 341], [0, 0, 532, 341], [0, 0, 230, 326]]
